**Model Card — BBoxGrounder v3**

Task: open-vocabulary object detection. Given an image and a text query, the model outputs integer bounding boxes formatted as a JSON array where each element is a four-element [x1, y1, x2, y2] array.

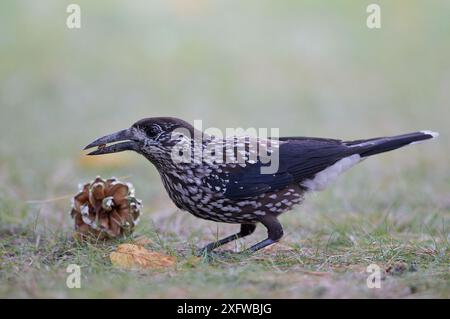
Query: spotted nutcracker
[[84, 117, 438, 254]]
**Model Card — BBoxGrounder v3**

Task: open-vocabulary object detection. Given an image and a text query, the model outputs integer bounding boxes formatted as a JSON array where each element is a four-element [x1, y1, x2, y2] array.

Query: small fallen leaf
[[134, 236, 154, 246], [110, 244, 175, 270]]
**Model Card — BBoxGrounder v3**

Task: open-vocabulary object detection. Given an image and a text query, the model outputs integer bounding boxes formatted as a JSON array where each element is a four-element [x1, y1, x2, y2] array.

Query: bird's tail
[[344, 130, 439, 158]]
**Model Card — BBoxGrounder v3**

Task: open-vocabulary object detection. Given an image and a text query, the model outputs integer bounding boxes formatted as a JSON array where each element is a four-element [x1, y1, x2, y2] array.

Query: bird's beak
[[83, 128, 140, 155]]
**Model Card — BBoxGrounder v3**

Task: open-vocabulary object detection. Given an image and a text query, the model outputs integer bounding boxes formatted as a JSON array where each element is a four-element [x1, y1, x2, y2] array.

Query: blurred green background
[[1, 0, 449, 240], [0, 0, 449, 298]]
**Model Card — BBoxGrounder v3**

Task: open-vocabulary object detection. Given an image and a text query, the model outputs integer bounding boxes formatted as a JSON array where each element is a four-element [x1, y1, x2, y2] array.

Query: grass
[[0, 1, 449, 298], [0, 223, 447, 298], [1, 166, 448, 298]]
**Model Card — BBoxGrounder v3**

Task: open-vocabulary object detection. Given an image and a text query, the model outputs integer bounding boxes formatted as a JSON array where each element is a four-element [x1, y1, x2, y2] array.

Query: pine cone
[[70, 176, 142, 240]]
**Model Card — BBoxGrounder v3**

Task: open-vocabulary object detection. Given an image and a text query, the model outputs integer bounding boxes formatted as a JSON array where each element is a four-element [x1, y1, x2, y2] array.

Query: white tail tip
[[421, 130, 439, 139]]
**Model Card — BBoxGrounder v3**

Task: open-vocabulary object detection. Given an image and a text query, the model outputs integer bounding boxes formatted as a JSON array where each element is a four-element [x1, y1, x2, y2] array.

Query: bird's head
[[84, 117, 196, 164]]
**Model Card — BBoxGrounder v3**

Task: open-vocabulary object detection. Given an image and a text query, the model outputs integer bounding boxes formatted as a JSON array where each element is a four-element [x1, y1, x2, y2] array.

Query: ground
[[0, 1, 449, 298], [1, 158, 448, 298]]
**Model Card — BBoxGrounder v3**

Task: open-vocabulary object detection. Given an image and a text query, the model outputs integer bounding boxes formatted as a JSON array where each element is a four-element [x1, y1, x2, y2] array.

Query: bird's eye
[[144, 124, 162, 139]]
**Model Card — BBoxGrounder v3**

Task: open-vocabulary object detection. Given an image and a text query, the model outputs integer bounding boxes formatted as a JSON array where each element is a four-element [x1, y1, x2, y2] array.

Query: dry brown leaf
[[110, 244, 175, 270]]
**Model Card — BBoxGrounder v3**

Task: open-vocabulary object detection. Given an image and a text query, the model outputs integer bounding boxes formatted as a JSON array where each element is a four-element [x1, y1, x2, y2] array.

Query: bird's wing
[[222, 164, 295, 199], [222, 138, 355, 199]]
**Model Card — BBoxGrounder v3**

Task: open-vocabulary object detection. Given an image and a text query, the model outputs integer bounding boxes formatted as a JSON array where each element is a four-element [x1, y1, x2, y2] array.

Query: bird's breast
[[158, 168, 305, 224]]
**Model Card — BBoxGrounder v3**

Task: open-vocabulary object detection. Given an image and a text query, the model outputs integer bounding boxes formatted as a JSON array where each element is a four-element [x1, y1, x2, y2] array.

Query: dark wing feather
[[224, 165, 294, 199], [223, 138, 356, 199]]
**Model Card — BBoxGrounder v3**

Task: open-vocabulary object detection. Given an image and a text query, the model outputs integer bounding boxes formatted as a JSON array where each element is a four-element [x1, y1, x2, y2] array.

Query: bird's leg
[[198, 224, 257, 255], [245, 215, 283, 253]]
